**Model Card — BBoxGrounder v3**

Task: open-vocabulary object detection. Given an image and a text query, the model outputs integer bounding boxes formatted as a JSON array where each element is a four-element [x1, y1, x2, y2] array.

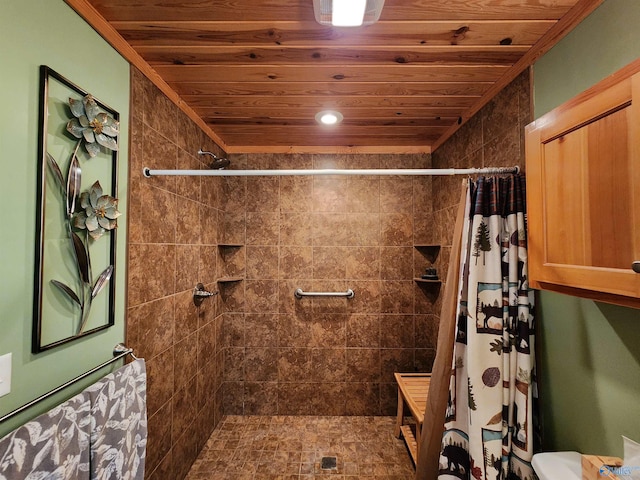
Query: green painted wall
[[533, 0, 640, 457], [0, 0, 129, 436]]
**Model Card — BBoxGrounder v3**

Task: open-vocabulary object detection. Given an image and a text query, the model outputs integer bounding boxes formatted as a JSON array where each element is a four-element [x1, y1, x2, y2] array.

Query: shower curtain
[[437, 175, 536, 480]]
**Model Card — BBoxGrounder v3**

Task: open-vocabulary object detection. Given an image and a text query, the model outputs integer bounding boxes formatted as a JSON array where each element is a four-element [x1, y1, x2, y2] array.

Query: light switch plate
[[0, 353, 12, 397]]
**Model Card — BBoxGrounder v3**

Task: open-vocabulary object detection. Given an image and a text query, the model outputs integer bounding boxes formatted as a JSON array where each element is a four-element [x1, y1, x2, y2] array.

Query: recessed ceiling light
[[315, 110, 343, 125]]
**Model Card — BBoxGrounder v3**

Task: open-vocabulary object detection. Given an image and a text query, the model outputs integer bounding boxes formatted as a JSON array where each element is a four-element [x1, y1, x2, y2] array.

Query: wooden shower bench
[[394, 372, 431, 464]]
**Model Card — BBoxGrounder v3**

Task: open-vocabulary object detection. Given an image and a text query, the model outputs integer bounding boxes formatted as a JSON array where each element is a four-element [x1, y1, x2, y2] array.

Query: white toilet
[[532, 451, 582, 480]]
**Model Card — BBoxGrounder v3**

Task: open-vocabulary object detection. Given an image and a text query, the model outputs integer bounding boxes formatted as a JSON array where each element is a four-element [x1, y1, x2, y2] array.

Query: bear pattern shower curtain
[[438, 175, 536, 480]]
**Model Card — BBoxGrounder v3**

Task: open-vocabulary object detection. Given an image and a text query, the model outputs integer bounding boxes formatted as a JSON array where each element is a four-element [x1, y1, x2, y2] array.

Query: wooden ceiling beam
[[220, 134, 440, 147], [206, 117, 458, 127], [139, 45, 529, 66], [182, 95, 477, 109], [383, 0, 576, 22], [198, 106, 465, 119], [154, 64, 509, 83], [212, 125, 450, 136], [172, 81, 493, 97], [224, 145, 432, 154], [115, 20, 553, 47]]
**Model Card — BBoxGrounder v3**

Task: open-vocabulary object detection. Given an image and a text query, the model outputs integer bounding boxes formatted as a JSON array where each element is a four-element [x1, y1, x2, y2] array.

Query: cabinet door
[[526, 71, 640, 304]]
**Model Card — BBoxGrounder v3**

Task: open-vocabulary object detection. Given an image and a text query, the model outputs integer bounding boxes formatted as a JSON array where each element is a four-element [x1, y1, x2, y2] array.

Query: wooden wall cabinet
[[525, 61, 640, 308]]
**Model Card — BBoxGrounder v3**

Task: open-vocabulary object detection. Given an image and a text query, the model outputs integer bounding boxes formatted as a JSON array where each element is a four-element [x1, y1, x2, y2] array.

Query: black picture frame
[[32, 65, 119, 353]]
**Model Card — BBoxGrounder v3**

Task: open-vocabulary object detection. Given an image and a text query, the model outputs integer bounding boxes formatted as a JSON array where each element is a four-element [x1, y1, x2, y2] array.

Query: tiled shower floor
[[186, 415, 415, 479]]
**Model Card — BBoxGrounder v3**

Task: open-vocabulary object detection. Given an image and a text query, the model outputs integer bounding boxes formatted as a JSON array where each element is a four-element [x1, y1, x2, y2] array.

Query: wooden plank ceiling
[[82, 0, 586, 153]]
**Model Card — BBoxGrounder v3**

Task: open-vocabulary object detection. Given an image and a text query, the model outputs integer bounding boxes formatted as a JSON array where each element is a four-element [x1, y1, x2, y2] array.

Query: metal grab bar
[[294, 288, 355, 299], [0, 344, 136, 424]]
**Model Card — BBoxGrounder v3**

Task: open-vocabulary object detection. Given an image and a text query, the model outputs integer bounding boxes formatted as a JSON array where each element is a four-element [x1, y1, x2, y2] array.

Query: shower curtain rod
[[142, 166, 519, 177]]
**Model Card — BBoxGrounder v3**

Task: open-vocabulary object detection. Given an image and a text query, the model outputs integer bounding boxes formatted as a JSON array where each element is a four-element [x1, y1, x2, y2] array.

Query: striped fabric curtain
[[438, 175, 536, 480]]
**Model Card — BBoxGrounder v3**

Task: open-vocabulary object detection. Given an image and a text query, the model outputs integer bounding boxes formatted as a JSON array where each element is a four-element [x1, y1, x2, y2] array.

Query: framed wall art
[[32, 65, 121, 352]]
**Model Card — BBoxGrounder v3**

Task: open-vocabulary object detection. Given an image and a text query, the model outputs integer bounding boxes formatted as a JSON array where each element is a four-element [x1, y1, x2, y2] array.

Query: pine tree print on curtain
[[439, 175, 536, 480]]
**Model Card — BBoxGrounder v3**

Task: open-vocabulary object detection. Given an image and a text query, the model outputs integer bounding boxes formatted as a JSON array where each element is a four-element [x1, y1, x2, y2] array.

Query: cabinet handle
[[633, 261, 640, 273]]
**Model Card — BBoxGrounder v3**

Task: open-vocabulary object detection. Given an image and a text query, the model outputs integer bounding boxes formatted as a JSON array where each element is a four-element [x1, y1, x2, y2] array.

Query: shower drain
[[321, 456, 337, 470]]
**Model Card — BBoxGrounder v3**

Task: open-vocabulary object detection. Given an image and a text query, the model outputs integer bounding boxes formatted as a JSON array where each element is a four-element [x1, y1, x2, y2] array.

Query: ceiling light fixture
[[313, 0, 385, 27], [332, 0, 366, 26], [315, 110, 344, 126]]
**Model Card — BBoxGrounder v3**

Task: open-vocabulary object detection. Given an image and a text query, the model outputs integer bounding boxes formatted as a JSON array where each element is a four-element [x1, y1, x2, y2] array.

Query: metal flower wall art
[[73, 181, 120, 240], [33, 67, 121, 352], [47, 138, 120, 336], [67, 94, 119, 157]]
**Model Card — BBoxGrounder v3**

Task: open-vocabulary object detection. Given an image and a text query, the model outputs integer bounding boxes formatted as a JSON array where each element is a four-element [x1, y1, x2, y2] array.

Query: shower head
[[197, 149, 230, 170]]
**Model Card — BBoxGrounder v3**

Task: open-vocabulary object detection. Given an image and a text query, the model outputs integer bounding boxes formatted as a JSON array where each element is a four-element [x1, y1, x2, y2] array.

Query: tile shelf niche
[[414, 244, 442, 286], [217, 244, 244, 283], [217, 277, 243, 283], [414, 244, 440, 261]]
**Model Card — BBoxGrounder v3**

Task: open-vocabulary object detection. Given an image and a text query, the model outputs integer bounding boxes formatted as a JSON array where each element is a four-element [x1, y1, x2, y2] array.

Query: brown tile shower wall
[[126, 68, 227, 480], [219, 153, 440, 416], [431, 69, 532, 280]]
